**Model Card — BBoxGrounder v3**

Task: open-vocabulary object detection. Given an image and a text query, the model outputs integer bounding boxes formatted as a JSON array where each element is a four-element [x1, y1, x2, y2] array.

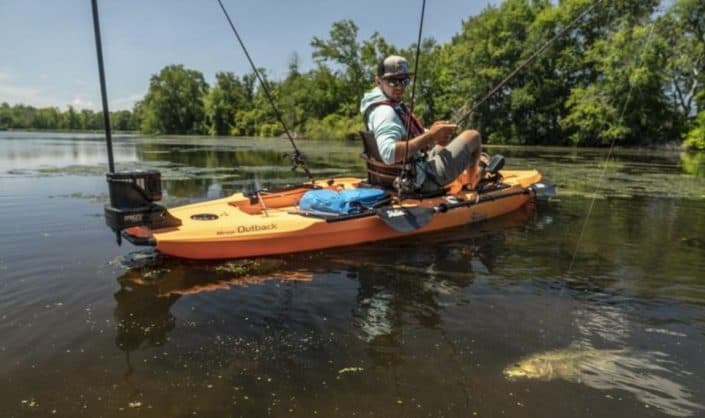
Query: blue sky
[[0, 0, 494, 111]]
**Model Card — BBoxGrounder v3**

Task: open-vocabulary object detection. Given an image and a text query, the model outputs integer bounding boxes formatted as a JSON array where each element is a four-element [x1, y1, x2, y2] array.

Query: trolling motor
[[104, 171, 181, 245], [91, 2, 179, 246]]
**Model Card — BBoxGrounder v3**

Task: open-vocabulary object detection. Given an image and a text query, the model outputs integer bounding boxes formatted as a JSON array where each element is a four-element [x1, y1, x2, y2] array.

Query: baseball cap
[[377, 55, 414, 79]]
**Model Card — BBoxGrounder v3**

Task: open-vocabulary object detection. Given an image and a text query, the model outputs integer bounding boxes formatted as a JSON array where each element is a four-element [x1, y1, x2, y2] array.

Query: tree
[[139, 65, 209, 134], [562, 23, 672, 145], [660, 0, 705, 139], [112, 110, 136, 131], [63, 106, 81, 130], [683, 110, 705, 150], [205, 72, 248, 136], [0, 102, 12, 128], [311, 20, 367, 115], [442, 0, 551, 143]]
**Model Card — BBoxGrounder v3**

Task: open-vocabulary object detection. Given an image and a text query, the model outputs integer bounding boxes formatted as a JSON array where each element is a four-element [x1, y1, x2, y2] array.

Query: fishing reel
[[393, 169, 417, 196], [284, 150, 307, 172]]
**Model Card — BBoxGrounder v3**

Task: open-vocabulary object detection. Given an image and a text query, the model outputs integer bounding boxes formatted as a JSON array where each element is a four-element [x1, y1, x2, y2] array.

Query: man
[[360, 55, 483, 193]]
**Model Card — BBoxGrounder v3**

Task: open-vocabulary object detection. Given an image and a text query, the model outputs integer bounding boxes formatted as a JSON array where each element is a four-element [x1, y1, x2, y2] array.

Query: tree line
[[2, 0, 703, 150], [0, 103, 136, 132]]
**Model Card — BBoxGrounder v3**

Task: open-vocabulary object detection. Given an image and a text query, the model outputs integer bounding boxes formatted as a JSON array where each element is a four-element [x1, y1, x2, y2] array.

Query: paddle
[[375, 183, 554, 233], [375, 206, 434, 233]]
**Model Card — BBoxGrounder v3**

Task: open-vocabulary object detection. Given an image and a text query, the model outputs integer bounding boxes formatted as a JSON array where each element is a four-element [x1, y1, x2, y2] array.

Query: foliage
[[4, 0, 705, 149], [205, 72, 249, 136], [683, 111, 705, 150], [680, 150, 705, 175], [304, 113, 360, 141], [138, 65, 209, 134], [0, 102, 137, 131]]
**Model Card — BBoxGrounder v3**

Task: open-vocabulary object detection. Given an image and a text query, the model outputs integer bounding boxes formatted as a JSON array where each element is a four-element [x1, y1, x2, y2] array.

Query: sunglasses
[[385, 77, 411, 87]]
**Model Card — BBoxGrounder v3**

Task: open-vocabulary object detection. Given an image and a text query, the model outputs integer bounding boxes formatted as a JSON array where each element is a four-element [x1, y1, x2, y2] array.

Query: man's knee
[[458, 129, 481, 151]]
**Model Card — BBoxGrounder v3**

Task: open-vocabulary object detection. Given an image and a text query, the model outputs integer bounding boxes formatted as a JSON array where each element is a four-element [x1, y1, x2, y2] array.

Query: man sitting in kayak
[[360, 55, 483, 193]]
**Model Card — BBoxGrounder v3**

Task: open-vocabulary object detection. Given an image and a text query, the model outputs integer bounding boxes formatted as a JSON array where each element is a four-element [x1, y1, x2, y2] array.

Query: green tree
[[205, 71, 248, 136], [0, 102, 12, 128], [683, 110, 705, 150], [139, 64, 209, 134], [112, 110, 136, 131], [311, 20, 367, 115], [562, 23, 671, 145], [62, 106, 81, 130], [660, 0, 705, 141], [442, 0, 551, 143]]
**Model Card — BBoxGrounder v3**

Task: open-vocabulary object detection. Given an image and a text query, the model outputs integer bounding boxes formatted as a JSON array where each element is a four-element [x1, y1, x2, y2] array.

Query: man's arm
[[369, 106, 456, 163], [390, 121, 457, 163]]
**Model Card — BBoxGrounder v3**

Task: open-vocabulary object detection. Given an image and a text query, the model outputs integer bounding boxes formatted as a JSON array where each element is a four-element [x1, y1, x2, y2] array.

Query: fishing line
[[400, 0, 427, 179], [452, 0, 604, 127], [216, 0, 314, 184], [567, 21, 658, 275]]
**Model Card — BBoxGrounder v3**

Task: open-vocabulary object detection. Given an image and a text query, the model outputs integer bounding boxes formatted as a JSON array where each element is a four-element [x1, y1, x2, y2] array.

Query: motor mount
[[104, 170, 181, 245]]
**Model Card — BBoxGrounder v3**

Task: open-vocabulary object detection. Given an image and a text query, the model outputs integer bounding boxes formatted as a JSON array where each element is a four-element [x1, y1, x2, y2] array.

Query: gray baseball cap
[[377, 55, 414, 78]]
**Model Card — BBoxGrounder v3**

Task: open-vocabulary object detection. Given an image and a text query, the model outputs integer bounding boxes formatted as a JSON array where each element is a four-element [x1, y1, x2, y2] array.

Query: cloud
[[70, 97, 96, 109], [0, 83, 60, 108], [0, 68, 103, 110], [0, 69, 70, 109], [111, 93, 144, 110]]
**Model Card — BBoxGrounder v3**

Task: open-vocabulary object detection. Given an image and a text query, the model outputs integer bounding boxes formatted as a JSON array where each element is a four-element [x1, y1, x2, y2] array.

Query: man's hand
[[428, 121, 457, 146]]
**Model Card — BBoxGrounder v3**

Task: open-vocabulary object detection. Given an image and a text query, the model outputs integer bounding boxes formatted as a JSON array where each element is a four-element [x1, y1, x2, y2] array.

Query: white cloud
[[0, 83, 62, 108], [2, 67, 139, 111], [0, 69, 61, 108], [70, 97, 96, 109], [111, 93, 143, 111]]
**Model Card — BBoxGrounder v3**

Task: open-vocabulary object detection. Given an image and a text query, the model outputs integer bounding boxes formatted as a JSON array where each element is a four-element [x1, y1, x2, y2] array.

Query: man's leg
[[421, 129, 482, 192]]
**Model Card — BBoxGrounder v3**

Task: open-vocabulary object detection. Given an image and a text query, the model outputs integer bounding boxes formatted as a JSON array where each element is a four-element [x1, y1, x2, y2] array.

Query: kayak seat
[[359, 131, 415, 189], [359, 131, 447, 198]]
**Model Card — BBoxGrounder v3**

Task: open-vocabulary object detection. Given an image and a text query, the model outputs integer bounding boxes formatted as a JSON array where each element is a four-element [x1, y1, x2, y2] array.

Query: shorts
[[419, 134, 480, 193]]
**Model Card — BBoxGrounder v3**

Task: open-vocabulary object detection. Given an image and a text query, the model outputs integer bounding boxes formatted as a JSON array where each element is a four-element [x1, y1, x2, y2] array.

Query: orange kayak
[[118, 170, 544, 260]]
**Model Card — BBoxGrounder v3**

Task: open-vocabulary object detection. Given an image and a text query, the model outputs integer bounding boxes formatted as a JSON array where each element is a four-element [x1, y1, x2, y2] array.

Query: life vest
[[360, 100, 427, 191], [363, 100, 425, 140]]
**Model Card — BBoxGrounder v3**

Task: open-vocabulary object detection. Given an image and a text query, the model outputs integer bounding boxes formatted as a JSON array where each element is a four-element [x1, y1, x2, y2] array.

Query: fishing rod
[[452, 0, 603, 127], [216, 0, 315, 184], [399, 0, 427, 192], [91, 0, 114, 173]]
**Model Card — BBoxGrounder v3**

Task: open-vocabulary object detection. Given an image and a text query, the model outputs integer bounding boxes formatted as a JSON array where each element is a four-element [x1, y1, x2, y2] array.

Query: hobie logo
[[384, 209, 406, 218]]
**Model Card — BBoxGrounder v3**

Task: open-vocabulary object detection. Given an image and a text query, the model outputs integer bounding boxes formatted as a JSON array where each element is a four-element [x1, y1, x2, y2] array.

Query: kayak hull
[[126, 170, 542, 260]]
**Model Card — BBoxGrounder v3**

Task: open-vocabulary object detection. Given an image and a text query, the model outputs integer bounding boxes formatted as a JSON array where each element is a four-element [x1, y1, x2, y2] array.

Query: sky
[[0, 0, 495, 111]]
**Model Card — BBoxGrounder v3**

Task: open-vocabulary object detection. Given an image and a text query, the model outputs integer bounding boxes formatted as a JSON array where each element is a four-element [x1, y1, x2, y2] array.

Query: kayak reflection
[[112, 207, 534, 358]]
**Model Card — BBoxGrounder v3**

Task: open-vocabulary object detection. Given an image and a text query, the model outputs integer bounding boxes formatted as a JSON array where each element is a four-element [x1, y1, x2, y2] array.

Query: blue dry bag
[[298, 188, 386, 216]]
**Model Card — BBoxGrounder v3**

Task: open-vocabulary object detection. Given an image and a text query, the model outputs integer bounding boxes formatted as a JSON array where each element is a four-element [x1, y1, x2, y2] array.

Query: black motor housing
[[107, 170, 163, 207], [104, 170, 181, 244]]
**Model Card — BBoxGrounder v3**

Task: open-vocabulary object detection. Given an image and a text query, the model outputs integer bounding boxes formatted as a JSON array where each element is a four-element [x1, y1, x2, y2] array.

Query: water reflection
[[110, 211, 526, 356], [504, 295, 704, 417]]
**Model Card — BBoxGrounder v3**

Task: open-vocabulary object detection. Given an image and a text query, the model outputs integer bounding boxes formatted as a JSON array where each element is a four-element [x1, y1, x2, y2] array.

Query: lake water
[[1, 131, 705, 417]]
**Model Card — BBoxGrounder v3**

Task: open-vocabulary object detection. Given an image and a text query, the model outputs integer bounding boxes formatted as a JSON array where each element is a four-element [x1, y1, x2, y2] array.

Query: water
[[1, 131, 704, 417]]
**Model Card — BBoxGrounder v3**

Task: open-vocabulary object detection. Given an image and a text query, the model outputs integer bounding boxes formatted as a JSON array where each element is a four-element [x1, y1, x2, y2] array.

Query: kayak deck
[[124, 169, 542, 260]]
